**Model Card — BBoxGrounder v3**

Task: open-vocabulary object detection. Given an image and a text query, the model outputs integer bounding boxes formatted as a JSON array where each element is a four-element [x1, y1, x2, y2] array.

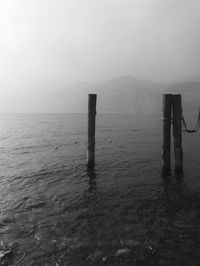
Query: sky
[[0, 0, 200, 111]]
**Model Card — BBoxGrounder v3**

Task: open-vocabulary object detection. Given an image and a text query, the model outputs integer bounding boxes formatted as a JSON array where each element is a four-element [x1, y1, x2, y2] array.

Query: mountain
[[60, 76, 166, 113], [57, 76, 200, 113], [3, 74, 200, 113], [180, 74, 200, 83], [61, 75, 200, 113], [9, 75, 200, 113], [16, 75, 166, 113]]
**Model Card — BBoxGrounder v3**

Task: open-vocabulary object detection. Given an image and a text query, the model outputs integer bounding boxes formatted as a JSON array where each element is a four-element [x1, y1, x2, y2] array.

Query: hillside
[[3, 75, 200, 113], [60, 76, 166, 113]]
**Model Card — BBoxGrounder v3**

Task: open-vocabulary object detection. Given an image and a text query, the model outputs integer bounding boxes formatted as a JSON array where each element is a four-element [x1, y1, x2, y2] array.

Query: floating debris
[[134, 241, 158, 262], [102, 256, 108, 262], [87, 250, 102, 264], [34, 233, 41, 241], [115, 248, 132, 257]]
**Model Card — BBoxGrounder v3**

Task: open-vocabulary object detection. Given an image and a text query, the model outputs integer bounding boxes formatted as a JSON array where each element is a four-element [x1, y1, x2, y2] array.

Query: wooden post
[[87, 94, 97, 168], [162, 94, 172, 173], [172, 94, 183, 175]]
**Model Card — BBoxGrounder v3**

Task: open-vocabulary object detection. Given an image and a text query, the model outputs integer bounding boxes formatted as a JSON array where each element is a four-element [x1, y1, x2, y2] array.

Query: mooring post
[[172, 94, 183, 174], [87, 94, 97, 168], [162, 94, 172, 173]]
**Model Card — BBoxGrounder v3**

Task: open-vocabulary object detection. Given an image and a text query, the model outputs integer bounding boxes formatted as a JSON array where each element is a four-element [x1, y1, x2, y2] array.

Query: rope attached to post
[[182, 108, 200, 133], [162, 108, 200, 133]]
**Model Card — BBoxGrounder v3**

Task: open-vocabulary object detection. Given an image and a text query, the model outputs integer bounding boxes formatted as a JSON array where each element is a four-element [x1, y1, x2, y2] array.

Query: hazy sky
[[0, 0, 200, 111]]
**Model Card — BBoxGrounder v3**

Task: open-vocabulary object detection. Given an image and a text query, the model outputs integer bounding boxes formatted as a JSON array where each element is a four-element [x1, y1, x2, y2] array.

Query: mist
[[0, 0, 200, 112]]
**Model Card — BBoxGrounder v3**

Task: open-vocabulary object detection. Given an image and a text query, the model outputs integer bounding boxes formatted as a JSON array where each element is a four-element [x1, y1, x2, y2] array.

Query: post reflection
[[161, 171, 185, 219], [80, 167, 100, 246], [159, 171, 200, 264], [87, 166, 97, 194], [161, 167, 184, 181]]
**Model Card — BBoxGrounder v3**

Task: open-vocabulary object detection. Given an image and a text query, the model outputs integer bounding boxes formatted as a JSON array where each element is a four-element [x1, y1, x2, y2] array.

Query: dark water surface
[[0, 113, 200, 265]]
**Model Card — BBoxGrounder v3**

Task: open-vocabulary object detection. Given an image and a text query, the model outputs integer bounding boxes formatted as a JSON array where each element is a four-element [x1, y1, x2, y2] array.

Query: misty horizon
[[0, 0, 200, 112]]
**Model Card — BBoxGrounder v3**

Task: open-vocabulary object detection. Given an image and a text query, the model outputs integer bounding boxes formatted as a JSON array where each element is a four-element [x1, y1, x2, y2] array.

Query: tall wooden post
[[87, 94, 97, 168], [162, 94, 172, 173], [172, 94, 183, 174]]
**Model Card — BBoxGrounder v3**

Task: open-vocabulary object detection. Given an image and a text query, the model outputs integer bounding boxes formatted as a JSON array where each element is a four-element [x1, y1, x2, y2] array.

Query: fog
[[0, 0, 200, 112]]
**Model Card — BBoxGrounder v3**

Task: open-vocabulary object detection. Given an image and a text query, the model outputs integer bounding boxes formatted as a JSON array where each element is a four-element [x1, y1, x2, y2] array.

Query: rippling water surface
[[0, 113, 200, 265]]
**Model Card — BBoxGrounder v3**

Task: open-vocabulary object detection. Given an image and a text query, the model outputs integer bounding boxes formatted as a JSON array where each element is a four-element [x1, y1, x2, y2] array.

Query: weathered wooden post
[[172, 94, 183, 174], [162, 94, 172, 173], [87, 94, 97, 168]]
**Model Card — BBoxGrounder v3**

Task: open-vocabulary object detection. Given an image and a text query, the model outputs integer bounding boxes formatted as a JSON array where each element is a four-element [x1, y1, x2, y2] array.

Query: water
[[0, 113, 200, 265]]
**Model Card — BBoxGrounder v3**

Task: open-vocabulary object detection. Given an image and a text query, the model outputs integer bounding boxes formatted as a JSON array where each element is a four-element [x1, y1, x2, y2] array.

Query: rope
[[182, 108, 200, 133]]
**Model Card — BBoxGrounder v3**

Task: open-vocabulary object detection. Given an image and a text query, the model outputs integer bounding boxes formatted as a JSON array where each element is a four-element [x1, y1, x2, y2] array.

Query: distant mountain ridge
[[2, 74, 200, 113], [71, 75, 200, 113], [177, 74, 200, 83], [64, 75, 166, 113]]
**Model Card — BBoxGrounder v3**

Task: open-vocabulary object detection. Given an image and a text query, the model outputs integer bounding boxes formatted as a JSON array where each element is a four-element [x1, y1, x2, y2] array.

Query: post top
[[163, 93, 181, 96]]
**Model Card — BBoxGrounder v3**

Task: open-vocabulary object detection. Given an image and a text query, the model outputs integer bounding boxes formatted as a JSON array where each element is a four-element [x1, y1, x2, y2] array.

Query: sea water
[[0, 113, 200, 265]]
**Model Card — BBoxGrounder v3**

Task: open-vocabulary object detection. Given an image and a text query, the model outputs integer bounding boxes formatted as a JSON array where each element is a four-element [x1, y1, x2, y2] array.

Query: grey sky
[[0, 0, 200, 110]]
